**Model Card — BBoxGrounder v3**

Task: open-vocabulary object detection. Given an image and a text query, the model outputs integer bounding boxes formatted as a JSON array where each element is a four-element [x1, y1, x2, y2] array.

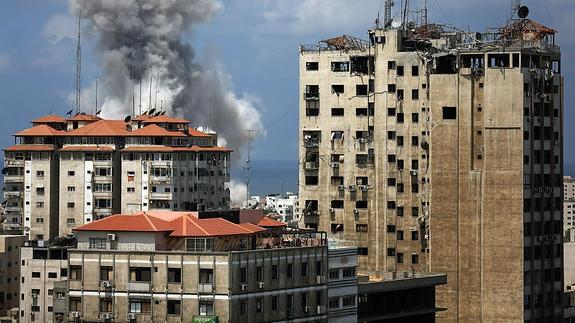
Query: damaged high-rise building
[[298, 12, 563, 323]]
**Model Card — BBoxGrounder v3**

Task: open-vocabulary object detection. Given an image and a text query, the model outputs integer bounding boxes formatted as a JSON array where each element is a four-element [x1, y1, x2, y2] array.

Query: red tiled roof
[[132, 114, 153, 121], [66, 114, 101, 122], [143, 115, 189, 124], [188, 128, 212, 138], [121, 146, 175, 152], [169, 214, 264, 237], [257, 216, 288, 227], [4, 144, 55, 152], [14, 124, 66, 137], [60, 146, 114, 152], [121, 145, 232, 153], [129, 124, 186, 137], [73, 213, 174, 232], [66, 120, 129, 136], [32, 115, 66, 124], [146, 211, 198, 222], [172, 146, 232, 153]]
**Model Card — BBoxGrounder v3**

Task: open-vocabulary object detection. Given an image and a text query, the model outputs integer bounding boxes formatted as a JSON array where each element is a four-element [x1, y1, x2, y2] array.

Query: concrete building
[[3, 114, 231, 240], [298, 14, 563, 323], [266, 193, 300, 226], [19, 241, 70, 323], [565, 176, 575, 237], [327, 247, 358, 323], [0, 235, 26, 318], [40, 211, 329, 323]]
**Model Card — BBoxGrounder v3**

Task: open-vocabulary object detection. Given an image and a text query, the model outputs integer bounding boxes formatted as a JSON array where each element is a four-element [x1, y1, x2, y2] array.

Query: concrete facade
[[0, 235, 26, 317], [299, 19, 563, 323]]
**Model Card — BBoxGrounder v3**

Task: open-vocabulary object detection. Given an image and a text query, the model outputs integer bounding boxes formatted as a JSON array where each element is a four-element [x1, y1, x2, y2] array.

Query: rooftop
[[31, 115, 66, 124]]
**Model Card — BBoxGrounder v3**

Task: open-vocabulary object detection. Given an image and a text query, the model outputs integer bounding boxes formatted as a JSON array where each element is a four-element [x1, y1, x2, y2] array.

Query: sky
[[0, 0, 573, 196]]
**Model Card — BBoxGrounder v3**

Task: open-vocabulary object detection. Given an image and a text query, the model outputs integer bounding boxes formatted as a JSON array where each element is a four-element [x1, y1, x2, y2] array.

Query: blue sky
[[0, 0, 574, 195]]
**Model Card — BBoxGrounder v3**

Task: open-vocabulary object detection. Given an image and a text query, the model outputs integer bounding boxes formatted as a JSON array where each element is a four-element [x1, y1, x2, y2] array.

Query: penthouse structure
[[40, 211, 331, 323], [3, 113, 231, 240], [299, 11, 563, 323]]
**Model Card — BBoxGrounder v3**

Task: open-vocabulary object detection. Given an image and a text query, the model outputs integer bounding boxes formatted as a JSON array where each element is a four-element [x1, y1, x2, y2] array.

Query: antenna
[[154, 71, 160, 109], [208, 97, 213, 131], [138, 37, 143, 115], [74, 9, 82, 114], [244, 129, 256, 205], [384, 0, 394, 28], [95, 69, 99, 115], [422, 0, 428, 26], [148, 70, 153, 110]]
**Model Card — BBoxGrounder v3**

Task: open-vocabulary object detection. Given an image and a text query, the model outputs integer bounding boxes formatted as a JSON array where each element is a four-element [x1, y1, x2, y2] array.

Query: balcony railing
[[4, 207, 21, 213], [197, 283, 213, 294], [150, 192, 173, 200], [304, 92, 320, 101], [150, 176, 172, 185], [128, 282, 151, 292], [4, 175, 24, 183], [4, 160, 24, 167], [4, 191, 21, 199]]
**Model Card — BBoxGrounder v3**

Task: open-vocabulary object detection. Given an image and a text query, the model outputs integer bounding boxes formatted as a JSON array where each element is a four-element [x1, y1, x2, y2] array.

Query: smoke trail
[[69, 0, 264, 155]]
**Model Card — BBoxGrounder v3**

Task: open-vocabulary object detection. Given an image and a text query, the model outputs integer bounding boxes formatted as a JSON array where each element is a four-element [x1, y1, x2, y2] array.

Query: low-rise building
[[327, 247, 358, 323]]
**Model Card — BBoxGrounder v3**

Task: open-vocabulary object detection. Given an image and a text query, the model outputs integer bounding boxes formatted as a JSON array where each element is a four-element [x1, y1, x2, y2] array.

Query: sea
[[231, 159, 299, 197]]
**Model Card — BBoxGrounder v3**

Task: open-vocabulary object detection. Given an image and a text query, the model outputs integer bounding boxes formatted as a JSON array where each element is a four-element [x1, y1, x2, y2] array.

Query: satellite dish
[[148, 108, 156, 115], [161, 111, 166, 115], [391, 20, 401, 29], [154, 111, 161, 117], [1, 168, 7, 175], [124, 115, 132, 123], [518, 6, 529, 19], [142, 110, 148, 115]]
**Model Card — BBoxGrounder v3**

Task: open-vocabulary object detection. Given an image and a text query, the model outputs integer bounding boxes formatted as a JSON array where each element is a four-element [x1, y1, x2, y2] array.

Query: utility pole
[[244, 130, 256, 205]]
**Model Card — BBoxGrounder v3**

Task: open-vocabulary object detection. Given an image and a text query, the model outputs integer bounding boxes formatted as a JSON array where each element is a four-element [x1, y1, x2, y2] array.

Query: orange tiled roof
[[132, 114, 153, 121], [121, 145, 231, 153], [14, 124, 66, 137], [146, 211, 198, 222], [73, 213, 174, 232], [60, 146, 114, 152], [129, 124, 186, 137], [142, 115, 189, 124], [257, 216, 288, 227], [188, 128, 212, 138], [169, 214, 264, 237], [32, 115, 66, 124], [66, 120, 129, 136], [172, 146, 232, 153], [121, 146, 175, 152], [66, 114, 101, 122], [4, 144, 55, 152]]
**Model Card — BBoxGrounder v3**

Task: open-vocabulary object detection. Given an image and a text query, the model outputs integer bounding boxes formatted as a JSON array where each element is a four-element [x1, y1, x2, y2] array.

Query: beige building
[[54, 211, 328, 323], [0, 235, 26, 318], [3, 114, 231, 240], [565, 176, 575, 236], [299, 17, 563, 323]]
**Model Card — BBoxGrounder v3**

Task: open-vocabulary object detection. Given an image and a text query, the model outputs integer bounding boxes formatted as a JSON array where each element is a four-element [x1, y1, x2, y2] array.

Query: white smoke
[[68, 0, 264, 156], [228, 180, 248, 205]]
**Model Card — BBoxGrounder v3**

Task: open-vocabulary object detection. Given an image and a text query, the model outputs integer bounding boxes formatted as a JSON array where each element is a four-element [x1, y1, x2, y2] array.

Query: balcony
[[304, 162, 319, 171], [4, 160, 24, 167], [197, 283, 213, 294], [128, 282, 151, 292], [149, 176, 172, 185], [304, 92, 320, 101], [3, 223, 21, 230], [4, 206, 21, 213], [93, 208, 113, 218], [150, 192, 173, 200], [4, 175, 23, 183], [4, 191, 21, 199]]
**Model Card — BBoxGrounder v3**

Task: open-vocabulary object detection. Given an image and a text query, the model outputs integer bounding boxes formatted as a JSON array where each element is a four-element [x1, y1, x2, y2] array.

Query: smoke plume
[[69, 0, 264, 155]]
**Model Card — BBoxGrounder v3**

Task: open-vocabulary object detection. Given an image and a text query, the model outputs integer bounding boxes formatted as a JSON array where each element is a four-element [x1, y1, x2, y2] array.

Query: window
[[397, 89, 404, 100], [256, 297, 263, 313], [387, 225, 396, 232], [67, 186, 76, 192], [412, 253, 419, 264], [412, 207, 419, 217], [32, 272, 40, 278], [129, 298, 151, 313], [306, 62, 319, 71], [356, 84, 368, 96], [356, 224, 368, 232], [397, 113, 404, 123], [168, 300, 181, 315], [61, 268, 67, 277], [67, 202, 75, 208], [412, 230, 419, 240], [387, 248, 395, 257], [305, 176, 319, 185], [67, 171, 75, 176], [48, 272, 57, 278], [443, 106, 457, 119], [342, 267, 355, 278], [412, 136, 419, 146], [89, 238, 107, 249], [397, 253, 404, 263], [301, 262, 308, 277], [35, 203, 44, 209], [168, 268, 182, 283], [331, 61, 349, 72], [412, 113, 419, 123], [186, 238, 214, 252], [69, 297, 81, 311], [397, 207, 404, 217], [397, 230, 404, 240], [240, 300, 247, 315], [272, 265, 278, 279], [256, 266, 263, 282], [287, 263, 293, 278], [200, 268, 214, 284], [95, 167, 112, 176], [412, 65, 419, 76], [100, 298, 113, 312], [36, 170, 44, 177], [388, 108, 396, 116], [36, 187, 45, 195], [343, 296, 356, 307], [67, 218, 75, 224], [412, 89, 419, 100], [127, 187, 135, 193], [331, 108, 344, 116], [129, 267, 151, 282], [331, 200, 344, 208], [329, 297, 339, 309], [388, 84, 396, 92], [331, 85, 344, 94], [100, 266, 112, 281], [397, 65, 404, 76], [272, 296, 278, 311]]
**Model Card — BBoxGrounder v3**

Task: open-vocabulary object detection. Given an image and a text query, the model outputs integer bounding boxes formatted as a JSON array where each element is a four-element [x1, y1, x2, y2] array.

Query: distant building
[[327, 247, 358, 323], [0, 235, 26, 318], [3, 114, 231, 240], [565, 176, 575, 237], [266, 193, 300, 225]]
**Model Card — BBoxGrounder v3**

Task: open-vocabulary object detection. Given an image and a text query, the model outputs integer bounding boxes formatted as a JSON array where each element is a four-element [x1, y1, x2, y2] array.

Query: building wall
[[565, 242, 575, 288], [327, 248, 358, 323], [0, 235, 26, 315]]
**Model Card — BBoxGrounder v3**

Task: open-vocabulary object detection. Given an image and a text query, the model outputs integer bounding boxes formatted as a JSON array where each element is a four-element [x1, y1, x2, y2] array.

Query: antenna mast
[[423, 0, 428, 26], [148, 70, 153, 110], [95, 70, 99, 114], [74, 10, 82, 114], [384, 0, 394, 28], [244, 129, 256, 205]]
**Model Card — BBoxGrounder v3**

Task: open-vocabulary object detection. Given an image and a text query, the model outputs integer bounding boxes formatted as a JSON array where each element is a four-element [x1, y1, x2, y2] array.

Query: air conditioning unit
[[107, 233, 116, 241], [354, 209, 359, 214], [330, 162, 339, 168], [358, 138, 367, 144], [128, 313, 137, 320], [410, 170, 418, 176], [101, 280, 112, 288], [240, 283, 247, 291], [71, 312, 80, 318], [329, 208, 335, 213], [359, 185, 369, 192], [303, 306, 310, 313], [305, 162, 317, 170], [337, 185, 345, 191], [348, 185, 357, 192], [258, 282, 264, 289], [100, 313, 113, 319]]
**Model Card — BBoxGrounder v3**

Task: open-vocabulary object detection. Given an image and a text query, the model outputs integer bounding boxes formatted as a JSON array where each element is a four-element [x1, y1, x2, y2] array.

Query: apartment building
[[40, 211, 329, 323], [0, 235, 26, 317], [565, 176, 575, 236], [3, 113, 231, 240], [299, 15, 563, 322], [326, 247, 358, 323]]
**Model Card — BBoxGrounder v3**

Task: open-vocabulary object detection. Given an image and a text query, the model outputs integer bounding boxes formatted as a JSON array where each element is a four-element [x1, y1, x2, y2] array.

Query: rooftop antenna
[[74, 9, 82, 114], [95, 69, 100, 115], [384, 0, 394, 28], [130, 39, 136, 116], [154, 71, 160, 109], [423, 0, 428, 26], [402, 0, 410, 30], [208, 97, 213, 131], [138, 36, 143, 115], [244, 129, 256, 205], [148, 70, 153, 110]]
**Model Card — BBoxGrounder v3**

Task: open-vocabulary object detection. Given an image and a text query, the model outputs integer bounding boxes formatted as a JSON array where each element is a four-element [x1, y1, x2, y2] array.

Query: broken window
[[356, 108, 368, 116], [397, 89, 404, 100], [331, 131, 344, 141], [306, 101, 319, 116], [521, 54, 530, 68], [356, 154, 369, 165], [331, 61, 349, 72], [331, 154, 343, 163], [331, 85, 344, 94], [356, 177, 368, 185], [331, 200, 344, 208], [434, 55, 457, 74], [356, 85, 368, 96], [331, 108, 344, 116], [513, 54, 520, 68], [388, 84, 396, 93], [306, 62, 319, 71], [460, 54, 484, 69], [350, 56, 374, 74], [488, 54, 510, 68], [331, 176, 344, 186], [304, 200, 318, 214], [305, 176, 319, 186], [331, 223, 344, 233], [412, 65, 419, 76], [303, 131, 321, 148], [356, 200, 368, 209], [397, 66, 404, 76], [305, 85, 319, 100], [442, 106, 457, 119]]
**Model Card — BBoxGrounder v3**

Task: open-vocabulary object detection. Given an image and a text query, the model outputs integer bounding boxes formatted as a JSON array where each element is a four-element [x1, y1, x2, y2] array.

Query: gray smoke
[[69, 0, 264, 155]]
